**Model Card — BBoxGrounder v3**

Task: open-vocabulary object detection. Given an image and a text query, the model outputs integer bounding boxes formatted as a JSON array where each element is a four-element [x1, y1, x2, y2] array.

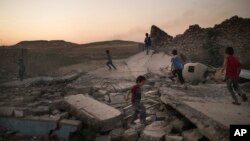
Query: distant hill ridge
[[2, 40, 141, 49]]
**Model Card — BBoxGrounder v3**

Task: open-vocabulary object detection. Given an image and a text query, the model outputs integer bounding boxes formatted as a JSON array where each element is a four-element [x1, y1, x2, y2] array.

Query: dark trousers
[[172, 69, 185, 84], [131, 102, 146, 122], [226, 79, 241, 102], [106, 61, 117, 69]]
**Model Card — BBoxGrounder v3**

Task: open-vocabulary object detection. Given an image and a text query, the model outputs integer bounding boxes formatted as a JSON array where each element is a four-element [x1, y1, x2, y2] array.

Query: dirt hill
[[0, 40, 142, 82]]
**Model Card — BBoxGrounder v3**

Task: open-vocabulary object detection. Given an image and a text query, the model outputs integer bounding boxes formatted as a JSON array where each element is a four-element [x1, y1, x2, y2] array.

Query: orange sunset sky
[[0, 0, 250, 45]]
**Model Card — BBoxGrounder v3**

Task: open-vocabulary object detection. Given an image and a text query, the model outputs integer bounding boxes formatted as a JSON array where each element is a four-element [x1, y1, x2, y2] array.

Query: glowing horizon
[[0, 0, 250, 46]]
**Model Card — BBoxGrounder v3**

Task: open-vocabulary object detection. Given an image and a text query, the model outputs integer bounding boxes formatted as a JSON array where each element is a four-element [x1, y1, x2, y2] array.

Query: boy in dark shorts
[[106, 50, 117, 70], [222, 47, 247, 105], [126, 75, 146, 124]]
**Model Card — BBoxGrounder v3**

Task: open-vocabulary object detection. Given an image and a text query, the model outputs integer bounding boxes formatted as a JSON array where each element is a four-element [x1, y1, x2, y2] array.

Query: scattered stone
[[142, 85, 152, 91], [165, 135, 183, 141], [31, 106, 50, 115], [146, 78, 157, 86], [31, 90, 42, 96], [135, 116, 153, 124], [182, 129, 203, 141], [170, 119, 186, 134], [52, 109, 60, 115], [110, 128, 125, 141], [154, 82, 161, 88], [156, 112, 167, 121], [163, 125, 173, 134], [141, 121, 167, 141], [98, 89, 108, 95], [14, 110, 24, 117], [122, 128, 138, 141], [0, 106, 15, 116]]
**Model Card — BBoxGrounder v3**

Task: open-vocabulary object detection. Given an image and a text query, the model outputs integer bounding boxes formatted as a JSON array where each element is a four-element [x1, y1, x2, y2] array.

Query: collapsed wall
[[150, 16, 250, 68]]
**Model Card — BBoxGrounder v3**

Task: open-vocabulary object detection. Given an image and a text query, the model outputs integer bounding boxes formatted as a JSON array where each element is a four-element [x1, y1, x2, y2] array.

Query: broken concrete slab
[[64, 94, 122, 131], [0, 107, 14, 117], [160, 87, 229, 141], [141, 121, 167, 141]]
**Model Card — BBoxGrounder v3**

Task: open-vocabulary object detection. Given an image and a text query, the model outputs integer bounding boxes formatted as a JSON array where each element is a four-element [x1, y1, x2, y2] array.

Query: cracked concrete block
[[110, 128, 125, 141], [64, 94, 122, 131], [121, 128, 138, 141], [165, 135, 183, 141], [182, 129, 203, 141], [0, 107, 15, 116], [141, 121, 167, 141]]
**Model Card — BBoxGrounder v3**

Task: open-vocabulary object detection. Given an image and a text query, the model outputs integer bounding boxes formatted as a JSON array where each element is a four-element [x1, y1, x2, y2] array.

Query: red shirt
[[130, 85, 141, 104], [226, 55, 241, 80]]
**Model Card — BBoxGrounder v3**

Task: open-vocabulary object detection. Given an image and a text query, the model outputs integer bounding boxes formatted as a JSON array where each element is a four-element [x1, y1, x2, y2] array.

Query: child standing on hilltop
[[126, 75, 147, 125], [170, 49, 187, 89], [222, 47, 247, 105], [106, 50, 117, 70], [144, 33, 151, 55]]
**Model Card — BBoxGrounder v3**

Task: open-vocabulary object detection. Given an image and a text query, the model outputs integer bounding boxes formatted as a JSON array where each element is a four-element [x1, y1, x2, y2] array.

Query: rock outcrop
[[150, 25, 173, 49], [150, 16, 250, 68]]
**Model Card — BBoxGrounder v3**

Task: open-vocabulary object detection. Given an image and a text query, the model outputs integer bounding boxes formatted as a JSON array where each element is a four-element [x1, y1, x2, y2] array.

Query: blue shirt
[[171, 55, 183, 70]]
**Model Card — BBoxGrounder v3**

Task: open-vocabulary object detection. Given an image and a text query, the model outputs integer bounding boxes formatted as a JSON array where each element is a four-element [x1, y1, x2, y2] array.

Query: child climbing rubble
[[222, 47, 248, 105], [126, 75, 147, 125], [170, 49, 187, 89]]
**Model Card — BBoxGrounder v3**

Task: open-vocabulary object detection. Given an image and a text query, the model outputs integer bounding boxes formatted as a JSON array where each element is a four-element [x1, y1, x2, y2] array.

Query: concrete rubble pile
[[0, 72, 212, 141], [1, 50, 249, 141]]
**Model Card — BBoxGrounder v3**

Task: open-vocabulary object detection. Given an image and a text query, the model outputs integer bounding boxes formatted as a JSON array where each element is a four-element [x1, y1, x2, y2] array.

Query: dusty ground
[[0, 40, 142, 83]]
